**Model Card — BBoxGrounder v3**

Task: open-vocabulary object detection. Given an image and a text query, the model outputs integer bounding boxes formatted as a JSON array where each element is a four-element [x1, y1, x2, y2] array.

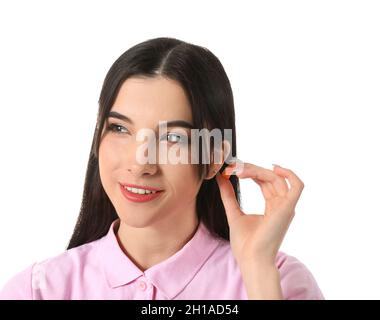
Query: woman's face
[[98, 76, 204, 228]]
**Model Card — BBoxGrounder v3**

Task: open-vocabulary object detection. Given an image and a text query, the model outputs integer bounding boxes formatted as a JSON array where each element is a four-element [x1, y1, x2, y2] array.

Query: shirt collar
[[99, 219, 143, 288], [98, 218, 222, 299]]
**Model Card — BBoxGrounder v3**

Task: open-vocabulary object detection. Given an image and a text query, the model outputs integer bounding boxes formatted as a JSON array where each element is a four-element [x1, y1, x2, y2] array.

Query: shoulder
[[275, 251, 325, 300], [208, 240, 324, 300], [0, 238, 103, 300], [0, 263, 36, 299], [210, 241, 324, 300]]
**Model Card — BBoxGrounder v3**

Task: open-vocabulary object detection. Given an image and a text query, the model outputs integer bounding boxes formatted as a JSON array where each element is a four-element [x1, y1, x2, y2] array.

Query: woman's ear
[[204, 140, 232, 180]]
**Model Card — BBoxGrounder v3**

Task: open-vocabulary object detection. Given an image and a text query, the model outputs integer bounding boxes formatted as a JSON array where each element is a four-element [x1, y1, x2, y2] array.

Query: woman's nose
[[126, 133, 158, 176], [127, 162, 157, 176]]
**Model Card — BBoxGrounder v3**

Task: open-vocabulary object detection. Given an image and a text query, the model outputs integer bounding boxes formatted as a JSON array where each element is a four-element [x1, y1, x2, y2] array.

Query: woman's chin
[[117, 213, 159, 229]]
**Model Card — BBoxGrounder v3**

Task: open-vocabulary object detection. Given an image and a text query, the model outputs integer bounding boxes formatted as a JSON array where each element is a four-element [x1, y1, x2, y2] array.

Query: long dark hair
[[67, 37, 241, 249]]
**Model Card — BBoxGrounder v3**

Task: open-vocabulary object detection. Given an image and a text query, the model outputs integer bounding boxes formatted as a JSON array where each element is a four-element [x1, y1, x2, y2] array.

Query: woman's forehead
[[111, 77, 193, 124]]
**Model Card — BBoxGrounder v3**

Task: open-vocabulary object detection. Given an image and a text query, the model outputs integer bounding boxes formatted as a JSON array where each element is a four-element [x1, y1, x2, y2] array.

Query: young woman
[[0, 37, 324, 300]]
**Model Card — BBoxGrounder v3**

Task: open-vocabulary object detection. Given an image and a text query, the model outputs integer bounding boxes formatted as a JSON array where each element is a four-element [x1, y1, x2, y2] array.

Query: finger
[[271, 165, 290, 196], [224, 162, 288, 196], [224, 162, 276, 181], [215, 173, 243, 225], [253, 178, 276, 200], [273, 165, 304, 203]]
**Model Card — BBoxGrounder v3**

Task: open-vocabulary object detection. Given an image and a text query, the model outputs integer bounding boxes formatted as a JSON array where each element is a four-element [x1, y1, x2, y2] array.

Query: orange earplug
[[221, 171, 231, 180]]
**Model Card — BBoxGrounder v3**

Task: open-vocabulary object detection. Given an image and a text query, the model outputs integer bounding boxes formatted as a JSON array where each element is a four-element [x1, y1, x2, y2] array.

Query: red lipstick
[[119, 183, 164, 203]]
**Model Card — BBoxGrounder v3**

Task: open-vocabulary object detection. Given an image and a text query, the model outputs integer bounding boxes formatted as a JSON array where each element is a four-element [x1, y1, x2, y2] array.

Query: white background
[[0, 0, 379, 299]]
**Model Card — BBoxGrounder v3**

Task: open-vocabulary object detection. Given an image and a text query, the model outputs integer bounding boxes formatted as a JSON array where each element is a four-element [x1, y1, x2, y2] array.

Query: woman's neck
[[115, 213, 199, 271]]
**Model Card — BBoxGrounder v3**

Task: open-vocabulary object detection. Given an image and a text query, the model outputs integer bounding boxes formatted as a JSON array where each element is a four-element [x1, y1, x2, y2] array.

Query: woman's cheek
[[170, 166, 200, 194], [100, 138, 123, 164], [99, 139, 122, 184]]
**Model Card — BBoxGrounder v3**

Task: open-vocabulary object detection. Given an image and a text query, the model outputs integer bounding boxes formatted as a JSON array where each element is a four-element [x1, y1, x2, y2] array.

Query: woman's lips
[[119, 182, 163, 192], [119, 183, 164, 203]]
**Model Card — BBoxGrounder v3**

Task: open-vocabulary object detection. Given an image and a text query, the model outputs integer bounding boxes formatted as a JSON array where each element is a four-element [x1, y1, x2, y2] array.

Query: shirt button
[[138, 280, 147, 291]]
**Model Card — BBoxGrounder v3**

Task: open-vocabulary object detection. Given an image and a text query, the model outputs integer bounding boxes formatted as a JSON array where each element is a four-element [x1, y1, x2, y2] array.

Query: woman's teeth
[[124, 186, 157, 194]]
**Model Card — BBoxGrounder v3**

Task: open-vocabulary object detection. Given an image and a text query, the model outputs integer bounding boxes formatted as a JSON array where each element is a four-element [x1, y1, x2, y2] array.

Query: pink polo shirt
[[0, 219, 324, 300]]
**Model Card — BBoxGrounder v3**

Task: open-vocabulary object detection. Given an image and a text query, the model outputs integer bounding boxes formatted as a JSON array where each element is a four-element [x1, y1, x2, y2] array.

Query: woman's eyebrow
[[107, 111, 194, 129], [108, 111, 134, 124]]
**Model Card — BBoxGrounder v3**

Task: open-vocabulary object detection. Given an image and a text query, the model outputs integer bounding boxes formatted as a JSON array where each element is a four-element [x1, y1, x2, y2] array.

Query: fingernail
[[272, 163, 281, 168]]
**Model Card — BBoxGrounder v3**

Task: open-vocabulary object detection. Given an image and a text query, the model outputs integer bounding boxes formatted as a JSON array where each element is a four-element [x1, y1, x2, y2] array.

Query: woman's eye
[[106, 123, 129, 134], [165, 133, 186, 144]]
